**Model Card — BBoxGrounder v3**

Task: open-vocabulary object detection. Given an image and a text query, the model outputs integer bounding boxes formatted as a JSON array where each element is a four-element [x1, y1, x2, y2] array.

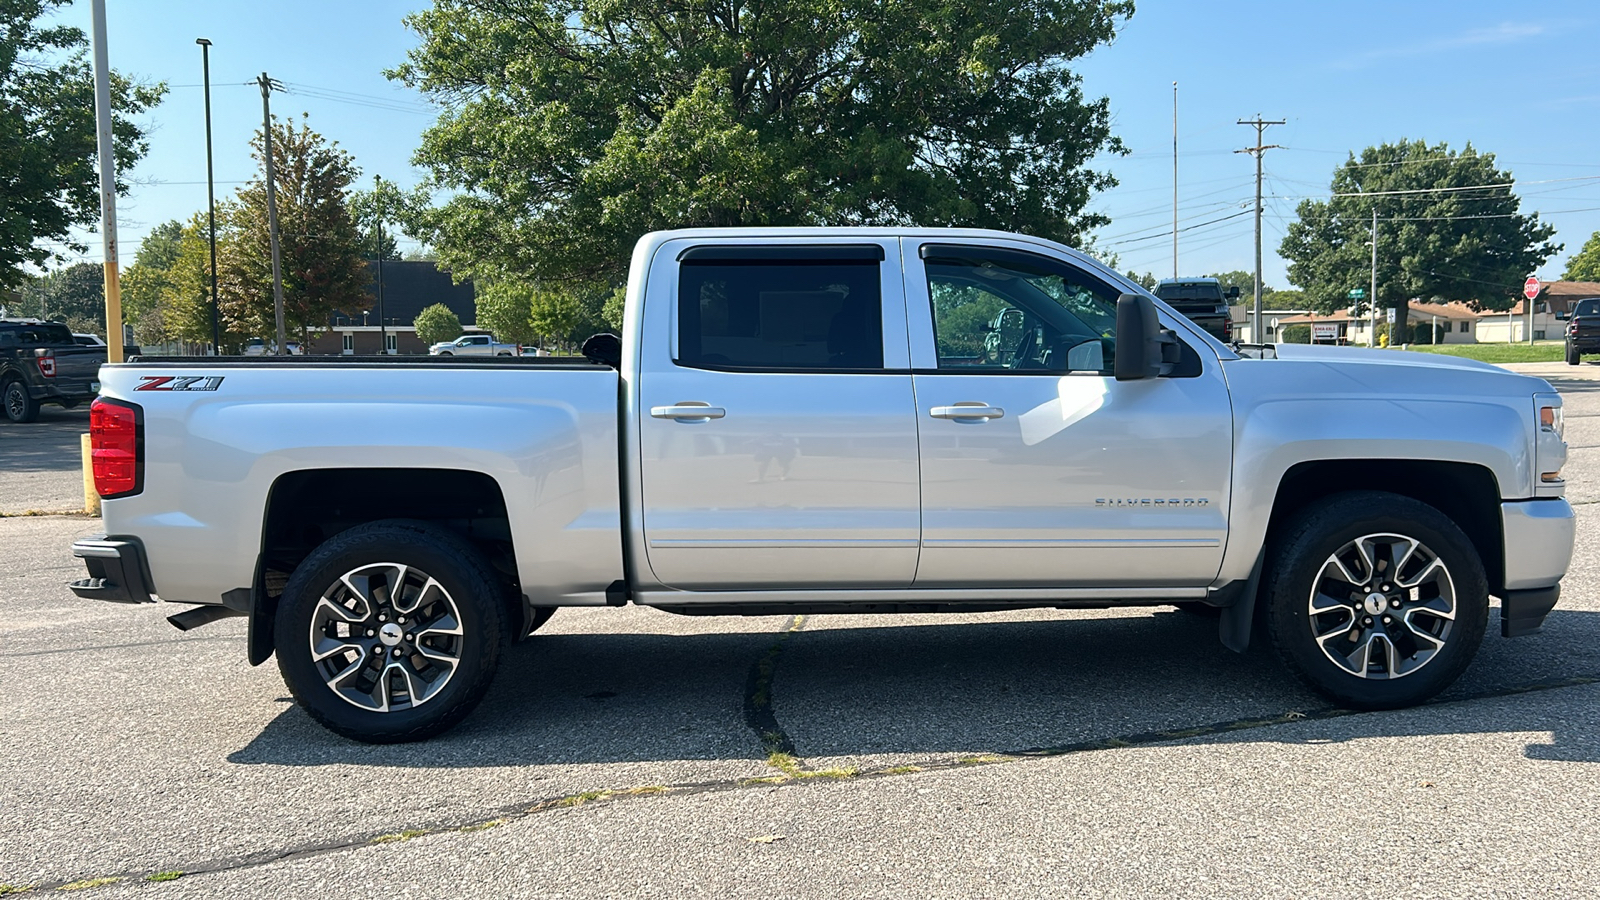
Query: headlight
[[1540, 404, 1564, 440]]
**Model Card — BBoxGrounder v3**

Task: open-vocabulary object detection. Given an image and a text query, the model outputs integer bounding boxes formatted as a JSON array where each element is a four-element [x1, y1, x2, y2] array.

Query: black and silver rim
[[1307, 532, 1456, 679], [4, 383, 24, 419], [308, 562, 465, 712]]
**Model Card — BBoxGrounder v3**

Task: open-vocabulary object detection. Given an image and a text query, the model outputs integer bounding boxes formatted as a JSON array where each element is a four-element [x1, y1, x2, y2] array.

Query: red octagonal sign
[[1524, 276, 1542, 301]]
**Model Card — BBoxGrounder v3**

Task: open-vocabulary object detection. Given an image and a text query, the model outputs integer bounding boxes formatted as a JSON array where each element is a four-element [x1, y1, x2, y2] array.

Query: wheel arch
[[1265, 459, 1504, 594], [249, 467, 525, 666]]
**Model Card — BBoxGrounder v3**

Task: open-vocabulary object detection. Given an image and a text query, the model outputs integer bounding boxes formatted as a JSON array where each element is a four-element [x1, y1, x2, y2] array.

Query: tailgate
[[50, 346, 107, 383]]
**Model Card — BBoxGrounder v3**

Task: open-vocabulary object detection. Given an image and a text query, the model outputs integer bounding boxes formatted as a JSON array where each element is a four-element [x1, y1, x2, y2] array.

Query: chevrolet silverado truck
[[2, 317, 106, 422], [69, 228, 1575, 743]]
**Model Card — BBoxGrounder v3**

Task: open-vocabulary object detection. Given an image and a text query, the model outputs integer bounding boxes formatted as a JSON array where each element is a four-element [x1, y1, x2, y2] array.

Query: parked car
[[70, 227, 1573, 743], [429, 334, 518, 356], [1, 317, 106, 422], [242, 338, 302, 357], [74, 333, 106, 347], [1564, 298, 1600, 365], [1153, 278, 1238, 343]]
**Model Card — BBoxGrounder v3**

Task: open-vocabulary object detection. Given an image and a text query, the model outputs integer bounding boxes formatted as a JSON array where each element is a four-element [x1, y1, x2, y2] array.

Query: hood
[[1238, 342, 1553, 396]]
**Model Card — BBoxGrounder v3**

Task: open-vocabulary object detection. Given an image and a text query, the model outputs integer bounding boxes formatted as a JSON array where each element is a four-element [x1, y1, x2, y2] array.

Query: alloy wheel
[[1307, 532, 1456, 679], [308, 562, 465, 712]]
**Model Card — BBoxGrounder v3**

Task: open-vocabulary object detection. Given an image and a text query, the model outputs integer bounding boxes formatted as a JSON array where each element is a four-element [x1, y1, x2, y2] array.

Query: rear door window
[[677, 247, 884, 370]]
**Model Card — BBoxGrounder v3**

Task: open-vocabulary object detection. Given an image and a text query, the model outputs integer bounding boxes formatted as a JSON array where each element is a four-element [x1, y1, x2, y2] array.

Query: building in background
[[307, 260, 477, 355]]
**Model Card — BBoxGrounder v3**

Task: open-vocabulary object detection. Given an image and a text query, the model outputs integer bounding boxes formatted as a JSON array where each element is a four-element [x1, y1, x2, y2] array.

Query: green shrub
[[1280, 323, 1311, 344]]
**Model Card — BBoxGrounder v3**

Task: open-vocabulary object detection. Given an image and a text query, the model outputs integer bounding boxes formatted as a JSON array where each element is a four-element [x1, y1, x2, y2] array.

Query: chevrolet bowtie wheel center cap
[[1363, 593, 1388, 616], [379, 623, 404, 647]]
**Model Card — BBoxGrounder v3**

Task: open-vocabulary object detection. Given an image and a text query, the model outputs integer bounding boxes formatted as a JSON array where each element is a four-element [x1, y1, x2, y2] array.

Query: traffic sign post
[[1525, 277, 1541, 346]]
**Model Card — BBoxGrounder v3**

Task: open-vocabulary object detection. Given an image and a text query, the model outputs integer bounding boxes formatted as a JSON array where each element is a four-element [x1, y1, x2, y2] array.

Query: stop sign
[[1524, 276, 1542, 301]]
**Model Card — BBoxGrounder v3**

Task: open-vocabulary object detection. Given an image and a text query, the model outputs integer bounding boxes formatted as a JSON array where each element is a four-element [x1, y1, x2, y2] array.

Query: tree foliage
[[350, 174, 421, 261], [413, 302, 461, 344], [19, 260, 102, 333], [218, 115, 369, 343], [1279, 140, 1559, 337], [474, 281, 539, 346], [0, 0, 165, 287], [1564, 231, 1600, 283], [392, 0, 1132, 294]]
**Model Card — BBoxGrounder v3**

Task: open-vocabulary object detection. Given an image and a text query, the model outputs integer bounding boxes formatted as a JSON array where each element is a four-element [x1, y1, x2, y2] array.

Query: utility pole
[[1371, 208, 1378, 345], [373, 175, 388, 354], [197, 38, 218, 354], [1236, 117, 1284, 343], [89, 0, 123, 363], [1172, 82, 1178, 279], [257, 72, 287, 356]]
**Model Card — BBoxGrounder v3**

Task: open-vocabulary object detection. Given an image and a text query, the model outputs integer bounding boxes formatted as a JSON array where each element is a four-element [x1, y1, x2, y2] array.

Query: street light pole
[[196, 38, 219, 354], [374, 175, 388, 354]]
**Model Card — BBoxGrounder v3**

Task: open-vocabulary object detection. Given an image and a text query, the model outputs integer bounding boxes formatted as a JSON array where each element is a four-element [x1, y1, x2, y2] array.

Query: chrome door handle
[[651, 403, 726, 421], [929, 404, 1005, 421]]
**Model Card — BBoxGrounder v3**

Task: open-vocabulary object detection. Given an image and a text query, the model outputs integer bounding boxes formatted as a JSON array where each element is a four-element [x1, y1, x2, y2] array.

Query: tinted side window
[[923, 247, 1120, 375], [677, 259, 883, 370]]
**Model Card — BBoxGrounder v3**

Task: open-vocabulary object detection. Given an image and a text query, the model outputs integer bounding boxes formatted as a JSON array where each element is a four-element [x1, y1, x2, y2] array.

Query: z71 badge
[[135, 375, 225, 392]]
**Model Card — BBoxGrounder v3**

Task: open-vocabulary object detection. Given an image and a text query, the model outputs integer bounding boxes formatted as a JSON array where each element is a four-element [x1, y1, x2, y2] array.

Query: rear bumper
[[30, 380, 98, 403], [68, 535, 156, 604]]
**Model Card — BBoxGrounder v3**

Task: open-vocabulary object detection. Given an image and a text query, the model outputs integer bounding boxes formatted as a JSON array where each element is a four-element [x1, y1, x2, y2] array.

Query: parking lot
[[5, 363, 1600, 896]]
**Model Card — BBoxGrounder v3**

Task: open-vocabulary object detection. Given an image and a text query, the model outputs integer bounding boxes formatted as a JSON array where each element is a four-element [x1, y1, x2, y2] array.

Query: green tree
[[121, 220, 184, 333], [413, 302, 461, 345], [1207, 270, 1268, 303], [1280, 323, 1311, 344], [0, 0, 166, 287], [218, 115, 369, 343], [350, 174, 421, 261], [474, 281, 540, 346], [392, 0, 1131, 295], [1123, 271, 1157, 291], [1279, 140, 1559, 339], [1564, 231, 1600, 282], [20, 261, 102, 333], [529, 284, 608, 350]]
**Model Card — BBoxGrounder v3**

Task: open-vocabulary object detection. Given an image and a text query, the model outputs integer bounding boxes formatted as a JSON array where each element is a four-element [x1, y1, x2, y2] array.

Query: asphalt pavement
[[4, 363, 1600, 896], [0, 404, 91, 514]]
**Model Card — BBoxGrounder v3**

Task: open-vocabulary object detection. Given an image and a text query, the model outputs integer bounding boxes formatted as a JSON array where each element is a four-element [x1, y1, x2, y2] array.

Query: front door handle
[[651, 403, 726, 421], [930, 403, 1005, 421]]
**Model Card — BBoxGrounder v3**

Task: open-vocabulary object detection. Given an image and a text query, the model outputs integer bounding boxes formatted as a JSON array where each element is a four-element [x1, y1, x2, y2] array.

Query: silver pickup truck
[[69, 228, 1575, 743]]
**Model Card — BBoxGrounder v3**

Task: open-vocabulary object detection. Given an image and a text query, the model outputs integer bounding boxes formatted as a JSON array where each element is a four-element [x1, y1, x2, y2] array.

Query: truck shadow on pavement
[[228, 606, 1600, 769]]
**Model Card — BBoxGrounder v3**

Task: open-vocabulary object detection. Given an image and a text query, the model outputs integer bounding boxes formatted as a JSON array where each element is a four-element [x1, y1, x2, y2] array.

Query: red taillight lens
[[90, 398, 141, 498], [37, 353, 56, 377]]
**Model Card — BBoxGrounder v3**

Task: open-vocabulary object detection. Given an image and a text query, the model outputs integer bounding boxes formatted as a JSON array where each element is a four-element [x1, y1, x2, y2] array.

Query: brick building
[[305, 260, 477, 355]]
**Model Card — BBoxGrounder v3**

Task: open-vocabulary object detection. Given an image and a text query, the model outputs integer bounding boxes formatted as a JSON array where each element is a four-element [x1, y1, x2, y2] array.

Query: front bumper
[[1499, 499, 1575, 636], [68, 535, 156, 604]]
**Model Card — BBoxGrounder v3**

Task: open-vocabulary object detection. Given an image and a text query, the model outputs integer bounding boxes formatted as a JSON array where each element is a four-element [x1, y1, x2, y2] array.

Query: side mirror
[[1225, 286, 1241, 301], [1115, 293, 1178, 381], [1557, 311, 1570, 321]]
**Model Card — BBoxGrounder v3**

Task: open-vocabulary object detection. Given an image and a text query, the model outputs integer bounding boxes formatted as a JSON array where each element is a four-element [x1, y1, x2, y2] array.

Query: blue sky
[[49, 0, 1600, 289]]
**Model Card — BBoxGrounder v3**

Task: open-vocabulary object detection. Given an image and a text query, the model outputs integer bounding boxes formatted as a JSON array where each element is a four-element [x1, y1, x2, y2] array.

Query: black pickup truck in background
[[1565, 298, 1600, 365], [1153, 278, 1239, 343], [1, 318, 106, 422]]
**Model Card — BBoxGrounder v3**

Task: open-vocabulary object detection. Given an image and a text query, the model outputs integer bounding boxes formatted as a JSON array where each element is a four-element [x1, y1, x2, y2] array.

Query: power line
[[1101, 209, 1255, 247], [1237, 117, 1286, 342]]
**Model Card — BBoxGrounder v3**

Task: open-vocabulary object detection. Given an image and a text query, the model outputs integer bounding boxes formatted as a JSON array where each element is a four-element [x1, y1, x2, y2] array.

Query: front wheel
[[1263, 491, 1488, 710], [275, 520, 507, 743], [437, 351, 453, 357], [3, 379, 39, 423]]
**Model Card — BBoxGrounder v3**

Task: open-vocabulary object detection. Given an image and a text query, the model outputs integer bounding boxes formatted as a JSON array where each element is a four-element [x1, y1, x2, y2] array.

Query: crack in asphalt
[[0, 635, 233, 659], [742, 615, 806, 758]]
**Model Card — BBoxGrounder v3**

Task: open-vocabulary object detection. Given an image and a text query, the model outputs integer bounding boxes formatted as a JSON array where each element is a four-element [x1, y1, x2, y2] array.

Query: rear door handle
[[651, 403, 726, 421], [929, 404, 1005, 421]]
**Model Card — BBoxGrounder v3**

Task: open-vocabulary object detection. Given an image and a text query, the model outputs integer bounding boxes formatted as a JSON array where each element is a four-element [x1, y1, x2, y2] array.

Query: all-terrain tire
[[275, 519, 507, 743], [3, 379, 39, 423], [1263, 490, 1488, 710]]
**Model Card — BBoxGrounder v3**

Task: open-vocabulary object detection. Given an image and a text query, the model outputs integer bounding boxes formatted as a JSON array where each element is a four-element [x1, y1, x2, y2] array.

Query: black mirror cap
[[581, 332, 622, 369], [1115, 293, 1163, 381], [1225, 286, 1241, 300]]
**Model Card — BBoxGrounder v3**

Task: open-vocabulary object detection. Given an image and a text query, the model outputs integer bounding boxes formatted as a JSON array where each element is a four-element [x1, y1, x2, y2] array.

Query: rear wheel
[[1264, 491, 1488, 710], [438, 351, 453, 356], [275, 520, 507, 743], [3, 379, 39, 423], [1568, 343, 1581, 366]]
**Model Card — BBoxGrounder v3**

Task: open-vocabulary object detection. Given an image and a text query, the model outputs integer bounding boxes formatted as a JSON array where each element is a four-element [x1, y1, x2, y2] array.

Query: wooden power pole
[[1237, 117, 1284, 343], [257, 73, 287, 356]]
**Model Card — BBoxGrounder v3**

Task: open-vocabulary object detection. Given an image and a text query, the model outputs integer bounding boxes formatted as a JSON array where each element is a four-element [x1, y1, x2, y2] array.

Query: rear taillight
[[90, 398, 142, 498], [36, 351, 55, 377]]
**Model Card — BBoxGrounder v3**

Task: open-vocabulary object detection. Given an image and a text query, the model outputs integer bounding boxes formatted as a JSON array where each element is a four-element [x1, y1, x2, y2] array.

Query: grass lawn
[[1391, 342, 1565, 363]]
